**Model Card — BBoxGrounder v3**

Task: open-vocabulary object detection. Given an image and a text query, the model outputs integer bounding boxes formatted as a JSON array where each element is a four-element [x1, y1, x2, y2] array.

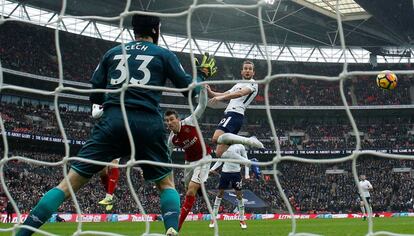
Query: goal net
[[0, 0, 413, 235]]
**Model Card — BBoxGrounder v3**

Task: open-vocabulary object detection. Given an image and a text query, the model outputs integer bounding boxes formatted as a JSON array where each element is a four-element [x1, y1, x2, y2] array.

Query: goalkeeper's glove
[[195, 52, 217, 78], [92, 104, 103, 119]]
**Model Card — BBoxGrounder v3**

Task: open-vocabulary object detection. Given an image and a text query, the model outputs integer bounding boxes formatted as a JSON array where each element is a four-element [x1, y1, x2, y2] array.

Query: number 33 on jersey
[[110, 54, 153, 85], [90, 41, 196, 112], [91, 41, 192, 89]]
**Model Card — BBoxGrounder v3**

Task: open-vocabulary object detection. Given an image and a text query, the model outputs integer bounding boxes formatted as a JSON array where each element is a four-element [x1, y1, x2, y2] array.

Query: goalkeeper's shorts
[[71, 106, 171, 182]]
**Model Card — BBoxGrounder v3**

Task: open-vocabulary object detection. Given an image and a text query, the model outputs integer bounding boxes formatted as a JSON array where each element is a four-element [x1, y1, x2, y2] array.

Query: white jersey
[[359, 180, 373, 198], [210, 144, 250, 178], [224, 80, 258, 115]]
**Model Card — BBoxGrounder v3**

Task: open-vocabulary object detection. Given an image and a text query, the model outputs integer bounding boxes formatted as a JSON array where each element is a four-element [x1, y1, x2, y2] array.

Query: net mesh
[[0, 0, 414, 235]]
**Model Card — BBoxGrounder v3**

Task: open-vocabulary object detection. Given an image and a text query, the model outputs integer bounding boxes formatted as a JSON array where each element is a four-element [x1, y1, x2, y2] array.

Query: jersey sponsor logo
[[182, 137, 198, 149]]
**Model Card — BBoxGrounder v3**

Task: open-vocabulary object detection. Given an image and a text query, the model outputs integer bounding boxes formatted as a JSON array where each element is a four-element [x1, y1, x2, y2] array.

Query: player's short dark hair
[[242, 60, 254, 70], [131, 14, 160, 44], [164, 110, 179, 118]]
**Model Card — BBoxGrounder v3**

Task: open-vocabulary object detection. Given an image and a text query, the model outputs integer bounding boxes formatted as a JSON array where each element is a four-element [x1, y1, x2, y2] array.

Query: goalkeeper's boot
[[209, 220, 215, 228], [363, 215, 367, 221], [166, 227, 178, 236], [247, 136, 264, 149], [98, 196, 113, 205]]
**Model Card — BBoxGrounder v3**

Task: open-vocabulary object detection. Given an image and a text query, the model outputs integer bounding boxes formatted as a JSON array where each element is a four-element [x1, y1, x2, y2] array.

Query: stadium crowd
[[1, 150, 414, 215], [0, 97, 414, 150], [1, 21, 413, 107], [1, 99, 413, 150]]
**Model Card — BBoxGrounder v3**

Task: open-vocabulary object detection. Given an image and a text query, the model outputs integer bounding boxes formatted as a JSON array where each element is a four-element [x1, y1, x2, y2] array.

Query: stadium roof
[[5, 0, 414, 52], [307, 0, 365, 14], [292, 0, 369, 20]]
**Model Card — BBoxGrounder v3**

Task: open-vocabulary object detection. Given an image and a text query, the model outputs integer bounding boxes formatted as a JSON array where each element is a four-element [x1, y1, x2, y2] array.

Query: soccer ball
[[376, 70, 397, 90]]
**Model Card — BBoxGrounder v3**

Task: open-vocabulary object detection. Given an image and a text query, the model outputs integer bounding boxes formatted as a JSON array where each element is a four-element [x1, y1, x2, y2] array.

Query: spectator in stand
[[2, 149, 414, 215], [1, 21, 412, 106], [1, 99, 414, 151], [5, 200, 14, 223]]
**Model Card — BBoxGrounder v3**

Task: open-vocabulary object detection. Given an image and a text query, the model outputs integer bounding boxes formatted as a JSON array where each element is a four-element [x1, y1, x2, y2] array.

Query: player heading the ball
[[207, 60, 264, 160]]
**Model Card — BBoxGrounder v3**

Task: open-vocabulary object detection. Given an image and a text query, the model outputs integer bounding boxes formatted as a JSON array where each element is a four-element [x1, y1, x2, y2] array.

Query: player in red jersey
[[164, 86, 211, 231], [98, 158, 120, 211]]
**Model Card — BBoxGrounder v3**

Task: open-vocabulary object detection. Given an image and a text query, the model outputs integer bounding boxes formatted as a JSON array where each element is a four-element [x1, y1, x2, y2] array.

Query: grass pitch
[[1, 217, 413, 236]]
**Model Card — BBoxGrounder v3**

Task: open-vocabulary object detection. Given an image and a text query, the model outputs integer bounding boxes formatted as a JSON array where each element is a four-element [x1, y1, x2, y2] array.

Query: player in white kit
[[207, 60, 264, 159], [358, 175, 373, 220], [209, 144, 250, 229]]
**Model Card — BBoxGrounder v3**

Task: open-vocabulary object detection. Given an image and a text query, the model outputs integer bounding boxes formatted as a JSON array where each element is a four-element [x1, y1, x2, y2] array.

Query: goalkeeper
[[17, 13, 216, 236]]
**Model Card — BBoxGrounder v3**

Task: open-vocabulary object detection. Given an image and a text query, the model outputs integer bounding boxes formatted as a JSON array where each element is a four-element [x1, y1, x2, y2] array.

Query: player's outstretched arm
[[165, 52, 194, 95], [205, 84, 228, 97], [192, 86, 208, 120], [209, 87, 252, 104]]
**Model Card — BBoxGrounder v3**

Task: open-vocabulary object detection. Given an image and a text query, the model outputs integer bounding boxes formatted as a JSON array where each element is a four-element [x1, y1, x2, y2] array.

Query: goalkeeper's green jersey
[[90, 40, 195, 114]]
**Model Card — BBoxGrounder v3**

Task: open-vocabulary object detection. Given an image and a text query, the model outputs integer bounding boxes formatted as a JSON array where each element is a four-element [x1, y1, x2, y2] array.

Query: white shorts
[[184, 155, 212, 185]]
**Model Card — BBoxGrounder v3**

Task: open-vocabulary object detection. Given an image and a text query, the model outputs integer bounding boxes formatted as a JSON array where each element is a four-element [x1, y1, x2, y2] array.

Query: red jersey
[[168, 116, 212, 162]]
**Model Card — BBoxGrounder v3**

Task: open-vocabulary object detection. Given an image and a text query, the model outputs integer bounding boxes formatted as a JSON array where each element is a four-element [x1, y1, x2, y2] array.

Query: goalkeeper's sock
[[107, 167, 120, 195], [237, 198, 245, 221], [178, 195, 196, 231], [160, 188, 180, 232], [17, 188, 65, 236], [213, 197, 222, 216]]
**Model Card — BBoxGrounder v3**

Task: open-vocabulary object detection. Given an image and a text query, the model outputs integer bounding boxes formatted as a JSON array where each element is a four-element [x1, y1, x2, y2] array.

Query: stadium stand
[[2, 150, 413, 214], [1, 21, 413, 106], [0, 19, 413, 218], [1, 99, 414, 150]]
